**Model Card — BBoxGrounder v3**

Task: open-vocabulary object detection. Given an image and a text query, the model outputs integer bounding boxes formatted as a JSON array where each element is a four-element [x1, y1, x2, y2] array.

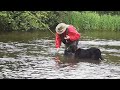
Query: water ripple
[[0, 38, 120, 79]]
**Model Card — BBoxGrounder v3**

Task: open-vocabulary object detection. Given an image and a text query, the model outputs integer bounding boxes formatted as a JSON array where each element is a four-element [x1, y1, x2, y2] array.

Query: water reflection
[[53, 54, 101, 69]]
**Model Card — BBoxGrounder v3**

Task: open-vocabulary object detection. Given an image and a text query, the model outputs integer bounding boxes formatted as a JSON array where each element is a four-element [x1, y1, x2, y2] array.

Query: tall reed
[[63, 11, 120, 32]]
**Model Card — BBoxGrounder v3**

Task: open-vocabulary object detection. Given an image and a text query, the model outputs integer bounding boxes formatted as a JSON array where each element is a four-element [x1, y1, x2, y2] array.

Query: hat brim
[[56, 28, 66, 34], [56, 25, 69, 34]]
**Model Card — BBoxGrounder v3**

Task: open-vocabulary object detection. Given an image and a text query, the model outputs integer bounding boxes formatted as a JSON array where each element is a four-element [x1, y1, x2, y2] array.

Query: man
[[55, 23, 81, 54]]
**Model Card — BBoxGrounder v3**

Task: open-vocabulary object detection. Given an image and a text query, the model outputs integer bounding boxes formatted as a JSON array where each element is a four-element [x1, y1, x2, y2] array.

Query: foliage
[[95, 11, 120, 15], [0, 11, 120, 32], [0, 11, 67, 31]]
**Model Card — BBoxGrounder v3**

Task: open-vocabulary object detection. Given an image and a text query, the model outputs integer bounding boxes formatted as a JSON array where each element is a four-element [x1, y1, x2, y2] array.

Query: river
[[0, 31, 120, 79]]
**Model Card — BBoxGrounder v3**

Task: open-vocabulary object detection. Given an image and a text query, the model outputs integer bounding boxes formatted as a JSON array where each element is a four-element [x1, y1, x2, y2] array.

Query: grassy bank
[[0, 11, 120, 32], [64, 11, 120, 32]]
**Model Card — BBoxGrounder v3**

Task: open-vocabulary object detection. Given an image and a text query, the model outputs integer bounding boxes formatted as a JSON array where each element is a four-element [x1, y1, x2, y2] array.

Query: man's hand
[[64, 35, 70, 40]]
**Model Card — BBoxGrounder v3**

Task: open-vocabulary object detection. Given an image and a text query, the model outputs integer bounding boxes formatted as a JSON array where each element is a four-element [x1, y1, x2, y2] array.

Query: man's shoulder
[[68, 25, 76, 30]]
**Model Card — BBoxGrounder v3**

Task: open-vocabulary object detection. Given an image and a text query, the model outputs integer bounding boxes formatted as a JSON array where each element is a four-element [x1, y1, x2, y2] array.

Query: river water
[[0, 31, 120, 79]]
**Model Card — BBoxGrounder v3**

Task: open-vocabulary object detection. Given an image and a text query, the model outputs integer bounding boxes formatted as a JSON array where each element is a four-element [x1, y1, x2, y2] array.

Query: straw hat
[[55, 23, 69, 34]]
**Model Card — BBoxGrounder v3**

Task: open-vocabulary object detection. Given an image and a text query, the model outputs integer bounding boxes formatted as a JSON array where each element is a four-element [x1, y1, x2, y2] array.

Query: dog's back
[[75, 47, 103, 60], [88, 47, 103, 60]]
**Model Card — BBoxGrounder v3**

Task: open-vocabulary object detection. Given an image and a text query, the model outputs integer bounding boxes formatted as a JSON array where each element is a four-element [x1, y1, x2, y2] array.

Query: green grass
[[64, 11, 120, 32]]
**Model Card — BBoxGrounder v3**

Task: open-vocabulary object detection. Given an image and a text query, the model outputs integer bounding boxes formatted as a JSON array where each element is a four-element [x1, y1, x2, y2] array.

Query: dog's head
[[64, 49, 74, 56], [74, 48, 81, 57]]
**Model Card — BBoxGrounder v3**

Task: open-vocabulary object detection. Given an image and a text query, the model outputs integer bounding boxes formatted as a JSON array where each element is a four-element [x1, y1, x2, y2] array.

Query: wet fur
[[64, 47, 103, 60], [74, 47, 103, 60]]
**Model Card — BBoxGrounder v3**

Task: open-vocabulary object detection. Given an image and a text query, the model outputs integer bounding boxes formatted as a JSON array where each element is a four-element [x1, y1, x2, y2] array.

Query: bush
[[0, 11, 67, 32]]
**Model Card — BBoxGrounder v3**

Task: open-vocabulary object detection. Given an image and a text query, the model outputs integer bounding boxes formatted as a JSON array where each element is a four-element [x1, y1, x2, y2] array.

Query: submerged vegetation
[[0, 11, 120, 32]]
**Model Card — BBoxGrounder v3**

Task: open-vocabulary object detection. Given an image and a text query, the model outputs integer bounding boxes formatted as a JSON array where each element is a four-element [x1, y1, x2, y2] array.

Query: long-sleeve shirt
[[55, 25, 81, 48]]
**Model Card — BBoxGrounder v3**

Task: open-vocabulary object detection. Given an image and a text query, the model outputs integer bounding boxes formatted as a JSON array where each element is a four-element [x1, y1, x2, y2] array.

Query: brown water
[[0, 31, 120, 79]]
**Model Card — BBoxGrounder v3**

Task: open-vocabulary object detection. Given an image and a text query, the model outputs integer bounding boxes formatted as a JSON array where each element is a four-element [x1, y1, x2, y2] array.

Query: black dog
[[74, 47, 103, 60]]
